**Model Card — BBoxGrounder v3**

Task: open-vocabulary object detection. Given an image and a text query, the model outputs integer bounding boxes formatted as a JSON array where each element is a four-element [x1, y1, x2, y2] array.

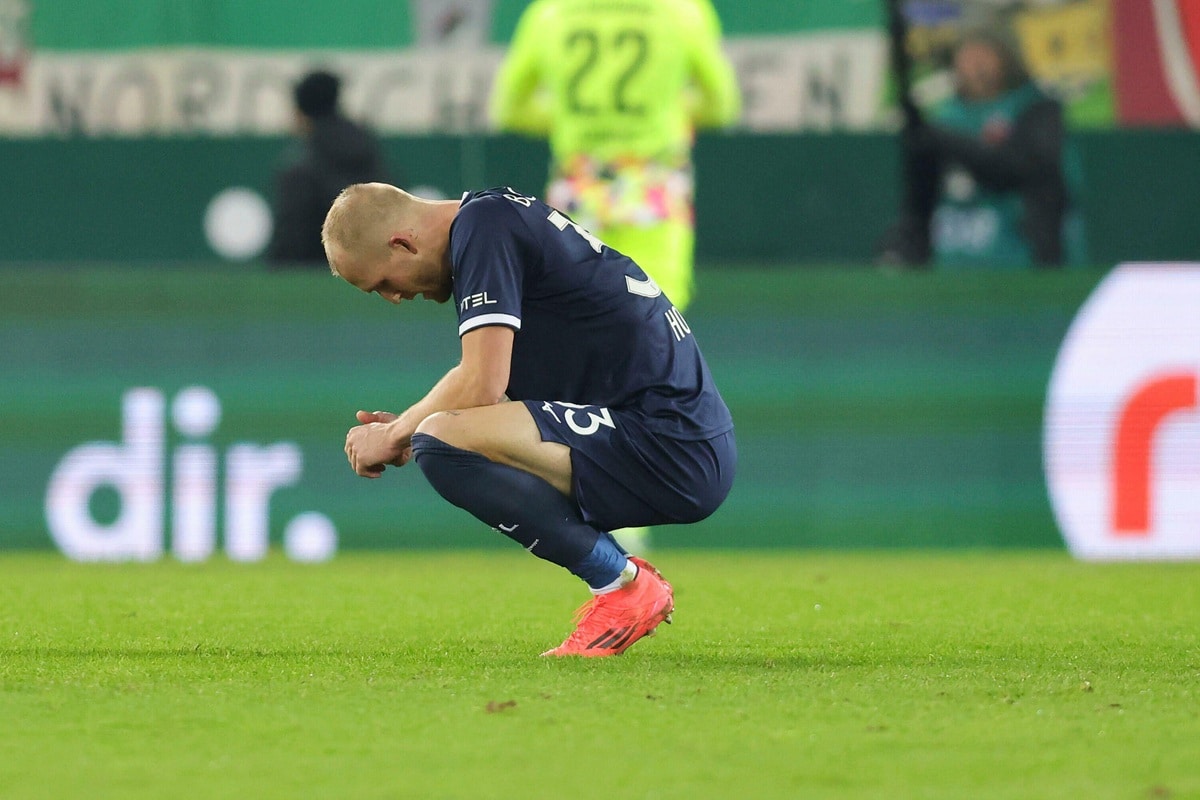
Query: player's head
[[953, 26, 1030, 102], [293, 70, 341, 121], [322, 183, 455, 305]]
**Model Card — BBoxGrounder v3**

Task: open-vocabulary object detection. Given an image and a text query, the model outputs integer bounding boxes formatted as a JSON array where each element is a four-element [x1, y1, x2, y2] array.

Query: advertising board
[[1045, 263, 1200, 559]]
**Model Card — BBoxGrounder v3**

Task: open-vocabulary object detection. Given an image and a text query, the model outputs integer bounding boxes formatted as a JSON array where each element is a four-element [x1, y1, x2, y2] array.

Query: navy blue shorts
[[522, 400, 736, 532]]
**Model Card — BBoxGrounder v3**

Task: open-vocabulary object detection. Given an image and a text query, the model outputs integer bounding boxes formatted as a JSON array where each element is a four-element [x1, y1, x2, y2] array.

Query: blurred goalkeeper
[[323, 183, 736, 657], [489, 0, 740, 552]]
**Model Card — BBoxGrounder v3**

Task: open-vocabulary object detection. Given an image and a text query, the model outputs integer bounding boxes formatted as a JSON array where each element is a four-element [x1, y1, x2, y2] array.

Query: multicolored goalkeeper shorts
[[546, 153, 695, 231]]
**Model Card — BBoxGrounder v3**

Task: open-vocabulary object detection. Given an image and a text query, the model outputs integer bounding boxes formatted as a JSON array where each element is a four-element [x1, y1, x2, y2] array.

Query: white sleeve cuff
[[459, 313, 522, 336]]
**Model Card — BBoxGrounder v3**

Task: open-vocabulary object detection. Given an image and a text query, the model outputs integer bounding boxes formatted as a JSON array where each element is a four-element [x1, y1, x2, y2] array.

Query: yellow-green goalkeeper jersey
[[490, 0, 741, 166]]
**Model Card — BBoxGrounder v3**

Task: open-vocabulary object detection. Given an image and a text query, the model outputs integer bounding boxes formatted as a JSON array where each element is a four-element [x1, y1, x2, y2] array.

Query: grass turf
[[1, 550, 1197, 799]]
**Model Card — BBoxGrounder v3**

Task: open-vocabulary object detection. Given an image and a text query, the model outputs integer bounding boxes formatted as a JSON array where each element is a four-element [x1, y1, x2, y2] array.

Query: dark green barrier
[[0, 136, 547, 263], [0, 266, 1103, 555], [1, 131, 1197, 267]]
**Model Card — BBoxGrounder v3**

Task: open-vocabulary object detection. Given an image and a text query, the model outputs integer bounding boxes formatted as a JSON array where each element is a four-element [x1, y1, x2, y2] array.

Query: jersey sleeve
[[451, 197, 530, 337], [489, 0, 553, 136], [682, 0, 742, 129]]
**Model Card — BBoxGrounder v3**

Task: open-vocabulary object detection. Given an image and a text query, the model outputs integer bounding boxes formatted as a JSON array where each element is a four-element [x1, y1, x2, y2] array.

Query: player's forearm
[[388, 364, 506, 444], [686, 2, 741, 129], [489, 35, 551, 136]]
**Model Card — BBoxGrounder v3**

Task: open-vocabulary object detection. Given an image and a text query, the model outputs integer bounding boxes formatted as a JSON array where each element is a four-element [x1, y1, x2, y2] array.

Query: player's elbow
[[716, 84, 743, 126], [489, 87, 531, 132], [490, 86, 550, 135], [477, 387, 509, 407], [691, 90, 742, 130]]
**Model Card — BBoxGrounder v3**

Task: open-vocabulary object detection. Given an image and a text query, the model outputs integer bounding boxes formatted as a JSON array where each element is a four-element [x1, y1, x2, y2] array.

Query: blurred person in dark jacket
[[267, 70, 389, 266], [878, 26, 1085, 269]]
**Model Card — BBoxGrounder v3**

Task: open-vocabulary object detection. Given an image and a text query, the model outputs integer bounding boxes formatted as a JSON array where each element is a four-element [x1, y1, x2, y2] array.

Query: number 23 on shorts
[[540, 401, 616, 436]]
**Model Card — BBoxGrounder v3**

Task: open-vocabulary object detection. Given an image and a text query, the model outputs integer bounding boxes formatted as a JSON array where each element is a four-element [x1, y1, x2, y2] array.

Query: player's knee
[[414, 410, 488, 458], [414, 410, 458, 440]]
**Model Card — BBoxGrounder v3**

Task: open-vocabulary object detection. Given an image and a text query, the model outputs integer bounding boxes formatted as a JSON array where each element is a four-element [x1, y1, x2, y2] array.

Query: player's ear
[[388, 233, 417, 253]]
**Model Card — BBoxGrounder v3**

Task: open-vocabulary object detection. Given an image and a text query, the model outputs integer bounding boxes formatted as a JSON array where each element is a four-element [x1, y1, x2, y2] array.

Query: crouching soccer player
[[324, 183, 736, 657]]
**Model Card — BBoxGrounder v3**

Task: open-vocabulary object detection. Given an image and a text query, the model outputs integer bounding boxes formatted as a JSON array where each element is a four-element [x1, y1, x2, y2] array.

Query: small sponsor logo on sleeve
[[460, 291, 498, 312]]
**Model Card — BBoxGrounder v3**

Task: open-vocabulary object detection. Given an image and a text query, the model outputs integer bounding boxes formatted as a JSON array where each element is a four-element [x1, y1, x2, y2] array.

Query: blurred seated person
[[877, 26, 1085, 269], [267, 70, 390, 267]]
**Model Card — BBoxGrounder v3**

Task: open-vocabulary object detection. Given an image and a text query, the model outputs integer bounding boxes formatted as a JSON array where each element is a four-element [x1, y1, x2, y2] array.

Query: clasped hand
[[345, 410, 413, 478]]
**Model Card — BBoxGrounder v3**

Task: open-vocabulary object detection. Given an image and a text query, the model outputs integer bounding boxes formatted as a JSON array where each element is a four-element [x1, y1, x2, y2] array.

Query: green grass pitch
[[2, 550, 1198, 799]]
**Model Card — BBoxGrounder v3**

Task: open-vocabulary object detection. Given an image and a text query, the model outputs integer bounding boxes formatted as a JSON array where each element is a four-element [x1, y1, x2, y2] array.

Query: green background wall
[[0, 266, 1102, 553]]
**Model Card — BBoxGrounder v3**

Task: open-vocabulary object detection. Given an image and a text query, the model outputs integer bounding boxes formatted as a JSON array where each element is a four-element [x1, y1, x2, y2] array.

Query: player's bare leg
[[414, 401, 572, 495]]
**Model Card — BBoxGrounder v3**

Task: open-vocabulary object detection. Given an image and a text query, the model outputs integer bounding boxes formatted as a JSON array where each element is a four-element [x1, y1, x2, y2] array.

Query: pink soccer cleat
[[542, 557, 674, 657]]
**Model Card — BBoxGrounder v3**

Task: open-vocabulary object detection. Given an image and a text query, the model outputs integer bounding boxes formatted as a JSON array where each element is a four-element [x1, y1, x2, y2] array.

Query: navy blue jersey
[[449, 187, 732, 441]]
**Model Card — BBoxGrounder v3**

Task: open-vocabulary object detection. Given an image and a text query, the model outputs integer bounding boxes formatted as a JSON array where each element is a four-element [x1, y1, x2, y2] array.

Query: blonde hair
[[322, 182, 416, 275]]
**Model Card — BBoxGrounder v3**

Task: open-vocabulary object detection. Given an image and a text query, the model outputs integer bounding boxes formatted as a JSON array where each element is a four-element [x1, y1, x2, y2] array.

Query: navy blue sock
[[410, 433, 626, 588]]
